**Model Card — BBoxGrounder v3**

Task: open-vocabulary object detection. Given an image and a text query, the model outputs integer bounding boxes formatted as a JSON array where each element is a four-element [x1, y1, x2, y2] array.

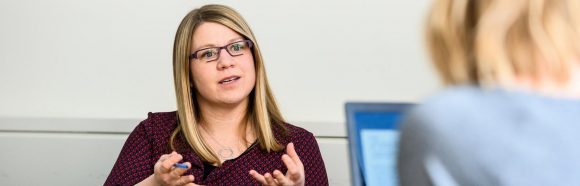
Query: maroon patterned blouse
[[104, 111, 328, 185]]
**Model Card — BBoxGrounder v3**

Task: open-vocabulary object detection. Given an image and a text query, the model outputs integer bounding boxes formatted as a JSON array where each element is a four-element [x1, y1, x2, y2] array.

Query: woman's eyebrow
[[192, 37, 245, 51]]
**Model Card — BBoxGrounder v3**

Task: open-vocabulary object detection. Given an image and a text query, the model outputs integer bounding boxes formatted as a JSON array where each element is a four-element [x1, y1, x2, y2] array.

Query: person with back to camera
[[104, 4, 328, 186], [398, 0, 580, 185]]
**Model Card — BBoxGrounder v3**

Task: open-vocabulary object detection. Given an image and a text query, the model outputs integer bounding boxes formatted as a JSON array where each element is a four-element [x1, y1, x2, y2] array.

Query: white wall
[[0, 0, 439, 123], [0, 0, 439, 185]]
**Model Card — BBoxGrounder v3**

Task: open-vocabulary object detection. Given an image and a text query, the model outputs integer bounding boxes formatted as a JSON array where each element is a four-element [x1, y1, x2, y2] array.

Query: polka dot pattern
[[104, 111, 328, 185]]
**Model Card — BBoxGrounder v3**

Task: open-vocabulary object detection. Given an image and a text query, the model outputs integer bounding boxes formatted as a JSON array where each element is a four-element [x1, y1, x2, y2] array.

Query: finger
[[273, 169, 290, 185], [281, 154, 300, 179], [170, 162, 191, 178], [175, 175, 195, 186], [249, 170, 268, 185], [286, 143, 304, 168], [182, 175, 197, 186], [155, 153, 173, 173], [161, 152, 184, 173], [264, 172, 277, 185], [158, 154, 171, 162]]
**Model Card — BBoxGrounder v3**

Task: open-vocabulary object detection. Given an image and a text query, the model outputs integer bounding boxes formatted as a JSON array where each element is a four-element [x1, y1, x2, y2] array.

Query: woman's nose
[[216, 49, 235, 69]]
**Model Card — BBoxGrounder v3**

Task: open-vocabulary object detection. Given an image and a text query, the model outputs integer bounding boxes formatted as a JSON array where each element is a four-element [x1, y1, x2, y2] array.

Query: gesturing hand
[[249, 143, 305, 186], [153, 151, 199, 186]]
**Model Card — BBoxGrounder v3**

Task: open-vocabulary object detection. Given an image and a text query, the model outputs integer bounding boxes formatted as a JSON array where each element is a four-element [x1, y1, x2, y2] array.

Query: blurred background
[[0, 0, 438, 185]]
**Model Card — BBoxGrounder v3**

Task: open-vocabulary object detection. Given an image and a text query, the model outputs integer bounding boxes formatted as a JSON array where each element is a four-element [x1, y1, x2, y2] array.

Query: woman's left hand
[[249, 142, 305, 186]]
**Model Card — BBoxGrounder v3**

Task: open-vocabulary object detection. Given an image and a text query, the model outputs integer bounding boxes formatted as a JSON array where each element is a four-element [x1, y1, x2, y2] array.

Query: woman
[[398, 0, 580, 185], [105, 4, 328, 186]]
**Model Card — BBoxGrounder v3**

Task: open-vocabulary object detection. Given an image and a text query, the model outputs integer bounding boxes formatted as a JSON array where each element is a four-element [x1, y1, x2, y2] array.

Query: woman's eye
[[230, 44, 243, 51], [201, 50, 215, 58]]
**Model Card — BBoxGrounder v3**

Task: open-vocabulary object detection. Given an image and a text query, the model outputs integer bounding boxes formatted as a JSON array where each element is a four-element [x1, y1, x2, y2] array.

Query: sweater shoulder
[[136, 111, 179, 140]]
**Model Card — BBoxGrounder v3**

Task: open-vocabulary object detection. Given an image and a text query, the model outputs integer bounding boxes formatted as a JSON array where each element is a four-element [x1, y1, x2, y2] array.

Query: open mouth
[[219, 76, 241, 84]]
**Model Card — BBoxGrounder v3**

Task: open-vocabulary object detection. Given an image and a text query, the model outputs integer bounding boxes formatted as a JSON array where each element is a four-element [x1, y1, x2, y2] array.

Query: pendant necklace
[[200, 125, 235, 160]]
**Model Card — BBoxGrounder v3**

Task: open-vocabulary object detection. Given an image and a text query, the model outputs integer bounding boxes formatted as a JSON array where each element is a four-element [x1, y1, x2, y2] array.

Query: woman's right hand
[[138, 151, 198, 186]]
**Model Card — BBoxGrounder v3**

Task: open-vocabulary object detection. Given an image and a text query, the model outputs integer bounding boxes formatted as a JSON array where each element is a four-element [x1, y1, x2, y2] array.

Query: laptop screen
[[345, 102, 414, 186]]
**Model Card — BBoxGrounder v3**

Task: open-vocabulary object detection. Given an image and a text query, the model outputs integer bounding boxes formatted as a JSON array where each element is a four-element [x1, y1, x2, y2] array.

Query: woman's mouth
[[219, 76, 241, 84]]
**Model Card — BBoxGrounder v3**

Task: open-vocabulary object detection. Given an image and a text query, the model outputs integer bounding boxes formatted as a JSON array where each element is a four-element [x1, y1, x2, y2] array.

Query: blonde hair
[[170, 4, 287, 165], [426, 0, 580, 86]]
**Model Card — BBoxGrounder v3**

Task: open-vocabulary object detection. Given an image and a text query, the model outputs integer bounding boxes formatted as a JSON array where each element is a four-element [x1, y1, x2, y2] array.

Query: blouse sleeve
[[104, 120, 155, 186], [397, 109, 436, 186], [293, 130, 329, 186]]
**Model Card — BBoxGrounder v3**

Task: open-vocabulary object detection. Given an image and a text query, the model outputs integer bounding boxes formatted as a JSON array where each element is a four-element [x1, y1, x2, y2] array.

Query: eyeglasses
[[189, 40, 254, 62]]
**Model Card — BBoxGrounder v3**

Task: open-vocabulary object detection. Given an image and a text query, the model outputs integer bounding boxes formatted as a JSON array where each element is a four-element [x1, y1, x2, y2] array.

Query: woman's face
[[190, 22, 256, 107]]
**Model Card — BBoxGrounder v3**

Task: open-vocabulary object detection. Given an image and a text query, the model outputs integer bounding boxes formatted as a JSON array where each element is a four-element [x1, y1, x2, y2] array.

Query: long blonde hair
[[170, 4, 287, 165], [426, 0, 580, 86]]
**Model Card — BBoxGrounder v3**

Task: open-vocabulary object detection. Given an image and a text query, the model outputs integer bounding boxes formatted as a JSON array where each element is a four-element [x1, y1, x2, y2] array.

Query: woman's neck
[[196, 97, 250, 136], [512, 63, 580, 99], [196, 98, 256, 163]]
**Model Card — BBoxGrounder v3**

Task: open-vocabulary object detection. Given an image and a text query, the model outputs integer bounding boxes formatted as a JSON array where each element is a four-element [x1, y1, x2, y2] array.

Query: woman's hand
[[249, 143, 305, 186], [137, 151, 199, 186]]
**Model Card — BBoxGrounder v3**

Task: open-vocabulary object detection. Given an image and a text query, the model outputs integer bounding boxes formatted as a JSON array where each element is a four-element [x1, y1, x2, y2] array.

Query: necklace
[[199, 125, 235, 160]]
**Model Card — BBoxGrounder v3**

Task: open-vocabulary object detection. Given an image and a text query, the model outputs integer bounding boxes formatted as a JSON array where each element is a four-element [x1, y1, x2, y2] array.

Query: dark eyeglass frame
[[189, 39, 254, 62]]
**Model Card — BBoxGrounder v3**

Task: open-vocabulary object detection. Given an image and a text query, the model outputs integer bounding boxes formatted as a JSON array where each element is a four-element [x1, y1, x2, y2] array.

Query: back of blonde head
[[426, 0, 580, 87]]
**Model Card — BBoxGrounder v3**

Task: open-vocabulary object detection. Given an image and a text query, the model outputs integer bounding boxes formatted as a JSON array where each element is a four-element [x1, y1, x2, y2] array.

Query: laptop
[[345, 102, 414, 186]]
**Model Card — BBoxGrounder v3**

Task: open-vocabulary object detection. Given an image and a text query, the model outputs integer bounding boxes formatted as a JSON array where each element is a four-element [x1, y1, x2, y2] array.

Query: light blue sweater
[[398, 86, 580, 186]]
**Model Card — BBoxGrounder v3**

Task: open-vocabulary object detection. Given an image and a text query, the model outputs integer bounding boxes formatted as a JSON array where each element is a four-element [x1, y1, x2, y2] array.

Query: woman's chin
[[215, 95, 250, 106]]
